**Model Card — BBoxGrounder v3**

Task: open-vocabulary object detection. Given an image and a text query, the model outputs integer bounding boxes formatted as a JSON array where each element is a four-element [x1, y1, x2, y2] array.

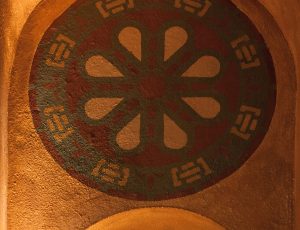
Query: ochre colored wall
[[1, 0, 299, 229]]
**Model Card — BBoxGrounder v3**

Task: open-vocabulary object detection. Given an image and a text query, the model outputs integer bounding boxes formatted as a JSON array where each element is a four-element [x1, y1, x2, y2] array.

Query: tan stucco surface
[[1, 0, 299, 229]]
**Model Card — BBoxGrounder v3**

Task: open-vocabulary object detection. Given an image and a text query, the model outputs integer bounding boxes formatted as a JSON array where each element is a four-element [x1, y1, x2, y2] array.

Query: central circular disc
[[139, 76, 166, 99], [29, 0, 276, 200]]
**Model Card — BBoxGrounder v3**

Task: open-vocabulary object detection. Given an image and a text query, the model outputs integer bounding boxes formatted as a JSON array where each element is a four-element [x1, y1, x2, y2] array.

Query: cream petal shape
[[85, 55, 123, 77], [183, 97, 220, 119], [119, 27, 142, 60], [164, 115, 187, 149], [85, 98, 123, 120], [116, 115, 141, 150], [183, 56, 221, 78], [164, 26, 188, 61]]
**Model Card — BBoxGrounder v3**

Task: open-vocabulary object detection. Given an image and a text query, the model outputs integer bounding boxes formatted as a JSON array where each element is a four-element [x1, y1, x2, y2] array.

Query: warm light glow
[[87, 208, 225, 230]]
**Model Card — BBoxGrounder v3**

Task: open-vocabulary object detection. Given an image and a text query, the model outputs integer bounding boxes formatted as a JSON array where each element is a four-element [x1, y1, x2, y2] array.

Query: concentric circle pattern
[[29, 0, 276, 200]]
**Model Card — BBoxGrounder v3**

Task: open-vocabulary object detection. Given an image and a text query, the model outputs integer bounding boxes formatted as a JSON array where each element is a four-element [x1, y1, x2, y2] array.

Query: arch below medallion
[[87, 208, 225, 230]]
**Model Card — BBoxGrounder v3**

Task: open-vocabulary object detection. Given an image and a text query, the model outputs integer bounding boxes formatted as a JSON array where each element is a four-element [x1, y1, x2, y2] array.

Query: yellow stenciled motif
[[174, 0, 212, 17], [44, 106, 74, 143], [231, 105, 261, 140], [46, 34, 76, 68], [231, 35, 261, 70], [92, 159, 130, 187], [171, 157, 212, 187], [95, 0, 134, 18]]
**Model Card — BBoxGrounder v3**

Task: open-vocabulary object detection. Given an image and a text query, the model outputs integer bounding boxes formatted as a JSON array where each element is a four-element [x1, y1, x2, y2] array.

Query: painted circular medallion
[[29, 0, 276, 200]]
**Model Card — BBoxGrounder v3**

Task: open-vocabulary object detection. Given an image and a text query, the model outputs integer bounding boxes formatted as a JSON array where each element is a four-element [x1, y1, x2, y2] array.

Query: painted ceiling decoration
[[29, 0, 276, 200]]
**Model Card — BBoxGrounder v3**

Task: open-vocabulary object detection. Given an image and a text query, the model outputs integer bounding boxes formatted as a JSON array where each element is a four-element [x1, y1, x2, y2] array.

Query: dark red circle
[[29, 0, 276, 200]]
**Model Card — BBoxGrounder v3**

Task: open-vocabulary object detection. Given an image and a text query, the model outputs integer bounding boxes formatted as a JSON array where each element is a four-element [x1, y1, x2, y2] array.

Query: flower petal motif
[[84, 26, 221, 150], [119, 27, 142, 60], [86, 55, 124, 77], [164, 26, 188, 61], [164, 114, 188, 149], [182, 56, 221, 78], [85, 98, 123, 120], [117, 115, 141, 150]]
